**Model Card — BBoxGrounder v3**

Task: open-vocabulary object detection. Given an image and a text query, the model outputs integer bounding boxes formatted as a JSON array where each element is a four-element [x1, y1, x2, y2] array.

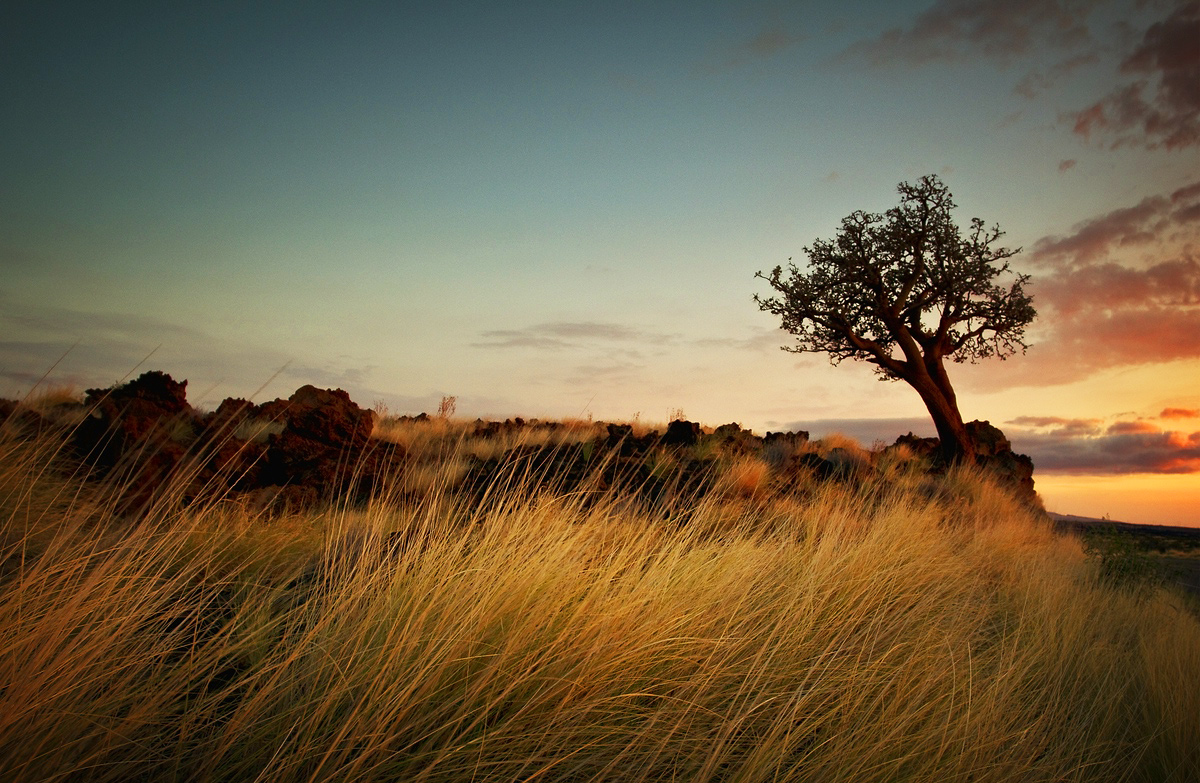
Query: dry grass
[[1, 417, 1198, 782]]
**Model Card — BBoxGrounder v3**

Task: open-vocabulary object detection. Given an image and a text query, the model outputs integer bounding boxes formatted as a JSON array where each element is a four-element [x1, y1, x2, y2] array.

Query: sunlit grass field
[[2, 405, 1198, 782]]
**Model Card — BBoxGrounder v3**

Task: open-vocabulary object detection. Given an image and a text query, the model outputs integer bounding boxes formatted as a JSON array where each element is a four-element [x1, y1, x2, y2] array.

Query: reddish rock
[[70, 371, 197, 509], [965, 420, 1011, 457], [263, 385, 387, 502]]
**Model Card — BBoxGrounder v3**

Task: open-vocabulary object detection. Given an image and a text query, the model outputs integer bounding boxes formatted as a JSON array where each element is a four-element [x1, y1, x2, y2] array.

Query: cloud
[[473, 321, 664, 350], [1009, 422, 1200, 474], [693, 326, 793, 353], [1161, 407, 1200, 419], [961, 180, 1200, 388], [1057, 158, 1078, 172], [1015, 51, 1100, 98], [1035, 257, 1200, 316], [1068, 1, 1200, 149], [844, 0, 1101, 67], [0, 296, 405, 409], [1105, 420, 1160, 435], [998, 179, 1200, 384], [1028, 191, 1184, 266], [1007, 415, 1103, 436]]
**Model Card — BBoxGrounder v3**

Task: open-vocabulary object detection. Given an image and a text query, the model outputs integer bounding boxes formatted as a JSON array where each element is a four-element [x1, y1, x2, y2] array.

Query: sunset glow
[[3, 1, 1198, 524]]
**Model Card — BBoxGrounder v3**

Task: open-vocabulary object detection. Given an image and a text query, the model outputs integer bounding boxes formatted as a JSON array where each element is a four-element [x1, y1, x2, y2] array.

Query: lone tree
[[755, 175, 1035, 464]]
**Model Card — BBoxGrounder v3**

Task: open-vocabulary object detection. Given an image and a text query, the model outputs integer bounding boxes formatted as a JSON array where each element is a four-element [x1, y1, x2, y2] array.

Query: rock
[[72, 371, 196, 509], [662, 419, 701, 447], [764, 430, 809, 447], [0, 399, 47, 439], [606, 423, 634, 442], [889, 432, 940, 460], [201, 397, 255, 436], [263, 385, 383, 501], [966, 420, 1011, 457], [712, 422, 746, 439]]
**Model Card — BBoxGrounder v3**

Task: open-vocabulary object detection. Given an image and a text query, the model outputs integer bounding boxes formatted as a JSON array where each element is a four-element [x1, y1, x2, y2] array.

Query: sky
[[2, 1, 1199, 525]]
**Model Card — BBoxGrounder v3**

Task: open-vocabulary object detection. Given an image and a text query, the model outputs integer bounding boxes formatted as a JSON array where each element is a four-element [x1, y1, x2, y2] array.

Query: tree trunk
[[906, 364, 975, 465]]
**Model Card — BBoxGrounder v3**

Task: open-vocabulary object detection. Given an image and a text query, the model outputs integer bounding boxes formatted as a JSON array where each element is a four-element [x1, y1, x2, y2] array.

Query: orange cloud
[[1162, 407, 1200, 419], [1106, 420, 1159, 435], [1009, 421, 1200, 474]]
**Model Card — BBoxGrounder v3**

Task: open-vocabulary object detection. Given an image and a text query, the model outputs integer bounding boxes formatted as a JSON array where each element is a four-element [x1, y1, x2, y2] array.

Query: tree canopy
[[754, 175, 1036, 462]]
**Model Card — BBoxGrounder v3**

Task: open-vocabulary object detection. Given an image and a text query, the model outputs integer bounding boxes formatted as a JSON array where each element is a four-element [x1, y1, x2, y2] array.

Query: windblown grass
[[1, 418, 1198, 782]]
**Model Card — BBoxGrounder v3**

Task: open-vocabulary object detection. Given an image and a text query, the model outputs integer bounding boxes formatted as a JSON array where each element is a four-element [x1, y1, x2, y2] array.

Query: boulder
[[72, 371, 196, 508], [264, 385, 382, 500], [662, 419, 701, 447], [966, 420, 1011, 457]]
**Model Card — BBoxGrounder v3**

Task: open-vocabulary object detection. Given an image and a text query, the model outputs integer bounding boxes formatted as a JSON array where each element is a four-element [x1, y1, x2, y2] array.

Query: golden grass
[[1, 421, 1198, 782]]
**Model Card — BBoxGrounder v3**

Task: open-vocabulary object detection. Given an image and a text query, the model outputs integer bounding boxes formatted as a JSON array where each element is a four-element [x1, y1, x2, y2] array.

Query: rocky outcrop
[[967, 420, 1037, 506], [260, 385, 386, 507], [58, 372, 403, 513], [20, 370, 1045, 515], [884, 421, 1038, 507]]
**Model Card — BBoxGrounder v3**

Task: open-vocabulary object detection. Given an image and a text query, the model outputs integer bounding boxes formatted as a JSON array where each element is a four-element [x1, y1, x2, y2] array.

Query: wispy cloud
[[473, 321, 673, 351], [1007, 415, 1103, 436], [1015, 51, 1099, 98], [1027, 184, 1200, 266], [843, 0, 1101, 67], [1069, 1, 1200, 149], [474, 321, 780, 354]]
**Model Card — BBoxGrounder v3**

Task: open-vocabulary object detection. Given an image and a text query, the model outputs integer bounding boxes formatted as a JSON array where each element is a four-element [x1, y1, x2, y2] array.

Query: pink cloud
[[1029, 194, 1172, 266]]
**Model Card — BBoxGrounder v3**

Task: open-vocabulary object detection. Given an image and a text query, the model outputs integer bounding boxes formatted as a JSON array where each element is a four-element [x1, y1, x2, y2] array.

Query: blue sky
[[3, 1, 1199, 523]]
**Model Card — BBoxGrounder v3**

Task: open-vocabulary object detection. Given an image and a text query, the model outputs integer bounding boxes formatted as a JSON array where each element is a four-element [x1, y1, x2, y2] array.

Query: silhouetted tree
[[755, 175, 1036, 464]]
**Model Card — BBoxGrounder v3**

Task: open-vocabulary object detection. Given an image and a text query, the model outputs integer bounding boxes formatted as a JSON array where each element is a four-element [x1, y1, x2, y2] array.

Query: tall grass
[[1, 418, 1197, 782]]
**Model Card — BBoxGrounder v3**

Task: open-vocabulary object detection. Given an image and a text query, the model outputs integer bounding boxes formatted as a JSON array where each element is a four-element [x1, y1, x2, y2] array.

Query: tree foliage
[[756, 175, 1035, 379], [755, 175, 1036, 462]]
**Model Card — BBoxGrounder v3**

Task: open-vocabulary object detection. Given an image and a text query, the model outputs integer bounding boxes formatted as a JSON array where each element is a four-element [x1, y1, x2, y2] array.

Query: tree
[[754, 175, 1036, 464]]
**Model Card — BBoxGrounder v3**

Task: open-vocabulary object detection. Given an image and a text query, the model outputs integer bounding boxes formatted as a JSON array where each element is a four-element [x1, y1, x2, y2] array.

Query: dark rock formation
[[707, 422, 760, 454], [889, 432, 940, 461], [795, 448, 868, 481], [662, 419, 701, 447], [261, 385, 389, 505], [763, 430, 809, 447], [886, 421, 1038, 506]]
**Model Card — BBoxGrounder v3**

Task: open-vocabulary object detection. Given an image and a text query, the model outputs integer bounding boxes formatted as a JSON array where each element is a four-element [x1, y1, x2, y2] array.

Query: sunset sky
[[3, 1, 1199, 525]]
